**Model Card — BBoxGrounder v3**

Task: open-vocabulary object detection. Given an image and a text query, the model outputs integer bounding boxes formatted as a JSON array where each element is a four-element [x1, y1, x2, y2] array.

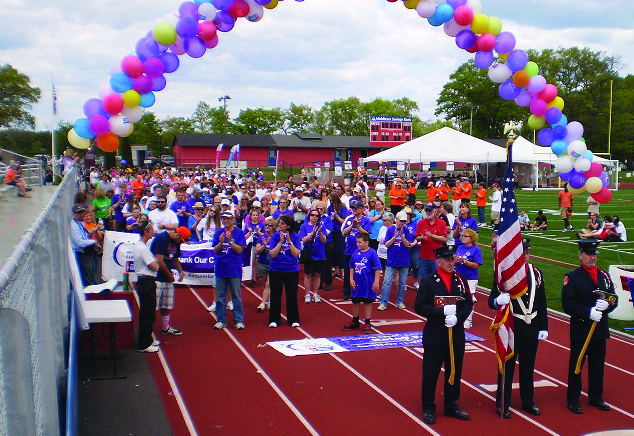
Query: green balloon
[[580, 137, 586, 143], [525, 61, 539, 78], [153, 23, 177, 47]]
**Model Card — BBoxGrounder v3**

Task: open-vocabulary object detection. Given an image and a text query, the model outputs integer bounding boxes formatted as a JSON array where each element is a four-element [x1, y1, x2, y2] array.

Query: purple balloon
[[559, 170, 572, 181], [494, 31, 516, 55], [151, 75, 167, 92], [537, 128, 555, 146], [88, 115, 110, 136], [447, 0, 467, 8], [569, 171, 586, 189], [506, 50, 529, 72], [474, 51, 494, 69], [213, 0, 234, 10], [169, 37, 186, 55], [545, 107, 562, 125], [553, 125, 568, 140], [214, 11, 235, 32], [254, 0, 271, 4], [185, 36, 206, 58], [143, 58, 164, 77], [499, 80, 521, 101], [83, 98, 107, 118], [135, 37, 159, 63], [455, 29, 476, 50], [176, 17, 198, 38], [599, 171, 609, 188], [178, 1, 199, 18], [160, 52, 180, 73], [133, 75, 153, 94], [514, 89, 532, 107]]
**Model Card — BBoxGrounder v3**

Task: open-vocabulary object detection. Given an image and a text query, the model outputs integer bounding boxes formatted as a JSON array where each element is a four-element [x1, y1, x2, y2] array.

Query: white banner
[[267, 338, 347, 357], [102, 231, 139, 282], [314, 167, 322, 178], [447, 161, 455, 171], [334, 166, 342, 177]]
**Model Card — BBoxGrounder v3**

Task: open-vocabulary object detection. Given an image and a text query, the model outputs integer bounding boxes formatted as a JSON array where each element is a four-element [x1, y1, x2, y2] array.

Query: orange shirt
[[426, 187, 439, 203], [559, 191, 574, 208], [389, 187, 407, 206], [452, 186, 462, 201], [476, 188, 487, 207], [4, 168, 15, 184], [407, 187, 417, 198], [131, 179, 145, 196], [461, 182, 473, 200], [438, 185, 450, 201]]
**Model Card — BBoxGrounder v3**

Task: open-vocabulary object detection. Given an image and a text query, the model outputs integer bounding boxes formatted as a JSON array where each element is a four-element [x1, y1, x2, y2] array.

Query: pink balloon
[[453, 5, 474, 26], [537, 84, 558, 103], [584, 162, 603, 179], [477, 34, 496, 52], [88, 115, 110, 136], [529, 98, 548, 116], [205, 34, 219, 49], [102, 94, 123, 115], [591, 188, 612, 204], [133, 75, 153, 94], [170, 37, 186, 55], [143, 58, 165, 77], [121, 55, 143, 78], [198, 21, 217, 41]]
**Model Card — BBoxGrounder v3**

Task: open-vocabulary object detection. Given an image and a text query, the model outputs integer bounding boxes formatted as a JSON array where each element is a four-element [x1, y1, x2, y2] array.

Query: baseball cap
[[395, 211, 408, 221], [72, 204, 87, 213], [425, 202, 437, 211], [176, 227, 191, 242], [193, 202, 204, 209], [252, 201, 262, 208], [350, 200, 364, 209], [221, 199, 231, 206], [221, 211, 234, 219]]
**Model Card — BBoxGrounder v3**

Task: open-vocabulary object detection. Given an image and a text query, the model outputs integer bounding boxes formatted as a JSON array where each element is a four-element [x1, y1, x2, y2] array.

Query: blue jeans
[[381, 266, 409, 305], [215, 276, 243, 324], [409, 247, 420, 280], [419, 258, 437, 280], [478, 206, 485, 224]]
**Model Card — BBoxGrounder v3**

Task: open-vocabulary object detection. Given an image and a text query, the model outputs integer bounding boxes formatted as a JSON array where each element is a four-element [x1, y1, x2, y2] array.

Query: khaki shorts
[[560, 207, 572, 219], [491, 211, 500, 223], [157, 281, 175, 310]]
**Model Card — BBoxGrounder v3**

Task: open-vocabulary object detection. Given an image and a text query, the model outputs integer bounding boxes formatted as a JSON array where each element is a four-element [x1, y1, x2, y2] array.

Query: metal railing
[[0, 148, 44, 188], [0, 168, 78, 435]]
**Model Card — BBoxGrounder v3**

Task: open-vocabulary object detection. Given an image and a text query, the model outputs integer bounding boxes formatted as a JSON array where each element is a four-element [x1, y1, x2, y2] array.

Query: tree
[[0, 65, 41, 129], [159, 116, 194, 155], [190, 101, 227, 134], [284, 103, 315, 134], [128, 112, 162, 156], [231, 108, 285, 134], [315, 97, 367, 136]]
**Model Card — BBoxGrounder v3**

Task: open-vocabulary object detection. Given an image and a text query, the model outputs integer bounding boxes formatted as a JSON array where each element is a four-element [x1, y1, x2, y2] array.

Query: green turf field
[[377, 188, 634, 333]]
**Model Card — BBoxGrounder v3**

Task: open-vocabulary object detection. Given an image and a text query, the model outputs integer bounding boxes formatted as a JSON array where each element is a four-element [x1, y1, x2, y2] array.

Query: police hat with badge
[[577, 239, 600, 255]]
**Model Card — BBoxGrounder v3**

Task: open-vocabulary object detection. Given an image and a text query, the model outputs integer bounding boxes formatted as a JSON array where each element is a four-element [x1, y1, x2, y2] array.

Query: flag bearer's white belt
[[513, 311, 537, 324]]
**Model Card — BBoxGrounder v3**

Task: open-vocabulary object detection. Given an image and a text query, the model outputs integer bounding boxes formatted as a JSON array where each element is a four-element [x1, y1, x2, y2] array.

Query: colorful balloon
[[453, 4, 474, 26], [122, 90, 141, 108], [121, 56, 143, 78], [526, 75, 546, 93], [498, 80, 521, 100], [506, 49, 528, 72], [477, 33, 496, 52], [494, 31, 515, 54], [416, 0, 437, 18], [568, 171, 586, 189], [455, 29, 476, 50], [96, 133, 119, 153], [487, 63, 512, 83], [537, 128, 555, 146], [514, 89, 532, 107], [555, 156, 574, 174], [470, 13, 489, 34], [527, 115, 546, 130], [73, 118, 95, 139], [524, 61, 539, 77], [153, 22, 178, 46], [474, 50, 494, 69], [537, 84, 558, 103], [68, 129, 91, 149], [584, 162, 603, 179], [88, 115, 110, 136], [551, 139, 568, 156], [591, 188, 612, 204], [512, 70, 530, 88]]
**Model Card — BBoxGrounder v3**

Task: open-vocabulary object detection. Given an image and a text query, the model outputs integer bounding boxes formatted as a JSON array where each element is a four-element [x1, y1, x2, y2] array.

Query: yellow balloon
[[498, 53, 509, 61], [404, 0, 419, 9], [120, 124, 134, 138], [122, 90, 141, 108], [548, 96, 565, 111], [470, 13, 490, 34], [527, 115, 546, 130], [487, 17, 503, 36], [68, 128, 91, 150], [567, 185, 586, 195], [585, 177, 603, 194], [153, 23, 177, 47], [264, 0, 278, 9]]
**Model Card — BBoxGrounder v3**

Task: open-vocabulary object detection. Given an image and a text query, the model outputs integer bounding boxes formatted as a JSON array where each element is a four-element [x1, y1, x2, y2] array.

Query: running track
[[140, 272, 634, 435]]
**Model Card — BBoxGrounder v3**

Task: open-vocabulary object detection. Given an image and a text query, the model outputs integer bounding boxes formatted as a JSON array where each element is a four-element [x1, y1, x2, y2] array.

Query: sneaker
[[152, 339, 160, 346], [213, 322, 226, 330], [207, 301, 216, 312], [227, 301, 234, 311], [395, 302, 407, 309], [235, 322, 245, 330], [138, 344, 159, 353], [162, 326, 182, 335], [378, 303, 387, 311], [363, 323, 372, 334], [342, 294, 351, 301], [342, 321, 361, 331], [314, 294, 321, 303], [304, 294, 312, 303], [324, 284, 332, 291], [269, 322, 278, 328], [562, 229, 567, 233], [257, 303, 266, 312], [291, 322, 300, 328]]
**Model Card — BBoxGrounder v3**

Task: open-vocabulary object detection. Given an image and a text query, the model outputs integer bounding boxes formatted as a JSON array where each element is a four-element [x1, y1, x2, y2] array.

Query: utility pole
[[218, 95, 231, 134]]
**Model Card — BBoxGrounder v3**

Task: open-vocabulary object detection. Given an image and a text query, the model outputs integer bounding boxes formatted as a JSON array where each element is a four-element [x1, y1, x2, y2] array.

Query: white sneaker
[[213, 322, 226, 330], [257, 303, 266, 312], [235, 322, 245, 330], [227, 301, 234, 311], [138, 344, 159, 353], [378, 303, 387, 311], [314, 294, 321, 303], [291, 322, 300, 328], [396, 302, 407, 309], [562, 229, 567, 233], [269, 322, 278, 328], [304, 294, 312, 303], [207, 301, 216, 312], [152, 339, 160, 346]]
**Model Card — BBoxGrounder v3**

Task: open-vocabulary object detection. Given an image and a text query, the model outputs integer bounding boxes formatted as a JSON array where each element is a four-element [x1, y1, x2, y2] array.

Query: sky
[[1, 0, 633, 132]]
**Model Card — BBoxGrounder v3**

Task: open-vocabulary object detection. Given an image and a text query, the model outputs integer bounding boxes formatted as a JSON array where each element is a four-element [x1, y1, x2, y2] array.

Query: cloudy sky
[[1, 0, 633, 131]]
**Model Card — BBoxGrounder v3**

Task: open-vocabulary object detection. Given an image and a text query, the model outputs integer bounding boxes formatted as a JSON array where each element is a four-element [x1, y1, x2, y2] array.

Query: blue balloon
[[73, 118, 96, 139], [553, 125, 568, 140], [110, 73, 133, 93], [428, 4, 454, 26], [139, 91, 156, 108], [474, 51, 494, 69], [551, 139, 568, 156], [537, 128, 554, 146], [559, 170, 571, 181], [552, 113, 568, 127], [583, 150, 594, 162], [499, 81, 521, 100]]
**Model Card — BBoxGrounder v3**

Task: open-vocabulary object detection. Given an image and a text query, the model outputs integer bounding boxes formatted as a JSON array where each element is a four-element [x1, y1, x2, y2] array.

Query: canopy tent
[[511, 136, 612, 165]]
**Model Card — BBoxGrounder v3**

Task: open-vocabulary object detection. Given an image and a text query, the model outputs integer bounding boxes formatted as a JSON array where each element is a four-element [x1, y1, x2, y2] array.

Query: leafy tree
[[0, 64, 41, 129], [159, 116, 194, 155], [284, 103, 315, 134], [231, 108, 285, 134], [190, 101, 227, 134], [315, 97, 366, 136], [128, 112, 162, 156]]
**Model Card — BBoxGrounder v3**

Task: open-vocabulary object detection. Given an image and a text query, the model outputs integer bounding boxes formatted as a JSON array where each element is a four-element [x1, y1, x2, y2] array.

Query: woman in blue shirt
[[454, 228, 482, 329], [328, 192, 349, 279], [452, 203, 479, 248], [300, 209, 328, 304], [368, 199, 386, 251], [272, 198, 293, 220], [268, 215, 302, 328]]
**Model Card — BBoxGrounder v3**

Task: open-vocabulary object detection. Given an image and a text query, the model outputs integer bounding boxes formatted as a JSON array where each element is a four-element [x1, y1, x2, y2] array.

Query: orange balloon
[[513, 70, 530, 88], [96, 133, 119, 153]]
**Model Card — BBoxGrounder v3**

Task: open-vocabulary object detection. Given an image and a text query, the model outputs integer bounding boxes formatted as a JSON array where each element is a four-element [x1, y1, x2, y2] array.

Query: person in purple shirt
[[188, 188, 206, 209], [299, 209, 328, 304], [315, 202, 335, 291], [170, 189, 195, 228], [452, 203, 479, 248], [454, 228, 483, 329], [272, 198, 294, 220], [341, 200, 372, 300], [268, 215, 302, 328], [111, 188, 129, 232], [379, 210, 413, 310], [328, 192, 349, 280]]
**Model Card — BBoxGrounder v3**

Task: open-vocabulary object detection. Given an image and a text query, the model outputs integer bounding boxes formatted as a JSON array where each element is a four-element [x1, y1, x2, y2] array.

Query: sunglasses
[[156, 201, 167, 203], [221, 216, 233, 220], [264, 224, 274, 227]]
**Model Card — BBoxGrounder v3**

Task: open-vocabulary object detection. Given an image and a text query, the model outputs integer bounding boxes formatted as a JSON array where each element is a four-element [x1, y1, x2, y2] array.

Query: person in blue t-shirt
[[255, 217, 277, 312], [111, 188, 129, 232], [272, 197, 294, 220], [379, 210, 413, 310], [315, 202, 335, 291], [341, 200, 372, 300], [328, 192, 349, 280], [170, 190, 195, 228], [342, 233, 382, 334], [211, 211, 247, 330], [268, 215, 302, 328], [299, 209, 328, 304], [454, 228, 483, 329], [452, 203, 479, 248]]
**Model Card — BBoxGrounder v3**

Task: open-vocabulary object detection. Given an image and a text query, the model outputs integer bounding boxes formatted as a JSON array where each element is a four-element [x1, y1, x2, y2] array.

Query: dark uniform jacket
[[488, 264, 548, 336], [415, 271, 474, 347], [561, 266, 617, 342]]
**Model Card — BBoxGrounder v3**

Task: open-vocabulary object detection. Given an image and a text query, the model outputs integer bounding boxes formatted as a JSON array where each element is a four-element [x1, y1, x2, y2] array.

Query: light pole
[[218, 95, 231, 134], [466, 103, 474, 136]]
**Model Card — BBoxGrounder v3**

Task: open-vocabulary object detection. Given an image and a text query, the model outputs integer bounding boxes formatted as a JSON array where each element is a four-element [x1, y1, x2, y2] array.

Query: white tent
[[511, 136, 612, 164]]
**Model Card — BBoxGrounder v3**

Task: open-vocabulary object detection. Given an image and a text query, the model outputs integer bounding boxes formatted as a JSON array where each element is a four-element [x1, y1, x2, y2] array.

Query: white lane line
[[240, 284, 441, 435], [130, 288, 198, 435], [187, 285, 319, 436]]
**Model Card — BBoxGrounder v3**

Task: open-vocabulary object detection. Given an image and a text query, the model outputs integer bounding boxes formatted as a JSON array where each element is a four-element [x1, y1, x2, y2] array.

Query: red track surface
[[142, 272, 634, 435]]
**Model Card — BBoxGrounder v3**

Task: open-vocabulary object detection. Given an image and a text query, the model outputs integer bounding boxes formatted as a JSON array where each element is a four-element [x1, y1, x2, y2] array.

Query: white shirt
[[341, 194, 351, 208], [491, 190, 502, 213], [377, 225, 390, 259], [616, 221, 627, 242], [291, 196, 311, 223], [445, 213, 456, 246], [133, 240, 157, 277], [375, 182, 386, 196], [256, 188, 268, 200], [148, 208, 178, 233], [196, 217, 217, 241]]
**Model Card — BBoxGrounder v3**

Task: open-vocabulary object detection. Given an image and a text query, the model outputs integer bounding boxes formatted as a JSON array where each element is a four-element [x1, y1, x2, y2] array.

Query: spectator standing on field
[[559, 183, 574, 232], [489, 183, 501, 225], [476, 182, 487, 225]]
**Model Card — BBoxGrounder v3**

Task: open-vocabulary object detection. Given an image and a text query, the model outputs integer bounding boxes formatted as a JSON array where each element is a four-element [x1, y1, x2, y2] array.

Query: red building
[[173, 133, 380, 168], [369, 116, 413, 148]]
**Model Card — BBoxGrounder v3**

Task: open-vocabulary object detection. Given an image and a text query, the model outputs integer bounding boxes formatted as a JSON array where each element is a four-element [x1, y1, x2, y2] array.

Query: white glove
[[589, 307, 603, 322], [445, 315, 458, 328], [538, 330, 548, 341], [595, 299, 609, 311], [443, 304, 457, 316], [496, 293, 511, 307]]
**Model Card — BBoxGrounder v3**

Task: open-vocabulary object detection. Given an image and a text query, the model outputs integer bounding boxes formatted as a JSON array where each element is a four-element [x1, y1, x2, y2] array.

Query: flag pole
[[51, 75, 57, 177]]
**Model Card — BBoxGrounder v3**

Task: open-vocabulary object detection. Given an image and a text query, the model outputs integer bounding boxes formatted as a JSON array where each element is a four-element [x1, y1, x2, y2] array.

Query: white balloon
[[574, 157, 591, 173], [198, 3, 216, 22], [416, 0, 437, 18], [444, 19, 466, 37], [245, 0, 264, 22], [466, 0, 482, 14], [555, 156, 574, 174], [567, 140, 587, 159], [122, 106, 143, 123], [162, 13, 179, 26], [98, 82, 114, 100], [109, 114, 133, 137], [488, 64, 512, 83]]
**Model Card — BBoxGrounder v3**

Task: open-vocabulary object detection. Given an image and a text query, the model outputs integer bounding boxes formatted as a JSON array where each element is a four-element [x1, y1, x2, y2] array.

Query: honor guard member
[[562, 240, 618, 414], [488, 238, 548, 418], [415, 245, 474, 425]]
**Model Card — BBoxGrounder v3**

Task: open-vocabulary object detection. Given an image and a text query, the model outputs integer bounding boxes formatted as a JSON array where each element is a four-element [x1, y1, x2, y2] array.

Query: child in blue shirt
[[343, 233, 382, 334]]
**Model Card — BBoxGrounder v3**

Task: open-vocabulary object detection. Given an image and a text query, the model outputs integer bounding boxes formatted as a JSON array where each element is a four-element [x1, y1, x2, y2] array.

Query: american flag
[[490, 142, 527, 373], [52, 82, 57, 115]]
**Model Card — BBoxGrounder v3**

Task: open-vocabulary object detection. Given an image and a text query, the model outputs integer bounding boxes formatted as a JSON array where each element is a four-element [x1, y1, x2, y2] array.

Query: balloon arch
[[67, 0, 612, 204]]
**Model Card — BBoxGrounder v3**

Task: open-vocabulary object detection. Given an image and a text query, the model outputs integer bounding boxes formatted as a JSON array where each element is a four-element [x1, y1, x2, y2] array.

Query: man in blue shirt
[[170, 189, 194, 228], [341, 200, 372, 300], [379, 210, 413, 310]]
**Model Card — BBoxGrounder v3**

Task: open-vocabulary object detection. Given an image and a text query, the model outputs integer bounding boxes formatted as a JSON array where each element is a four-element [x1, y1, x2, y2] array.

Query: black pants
[[115, 220, 126, 232], [321, 242, 334, 286], [342, 255, 352, 297], [390, 205, 403, 215], [76, 251, 99, 286], [369, 238, 379, 251], [136, 277, 157, 350], [567, 337, 606, 405], [332, 230, 346, 270], [269, 270, 300, 326], [497, 333, 539, 409], [422, 343, 465, 415]]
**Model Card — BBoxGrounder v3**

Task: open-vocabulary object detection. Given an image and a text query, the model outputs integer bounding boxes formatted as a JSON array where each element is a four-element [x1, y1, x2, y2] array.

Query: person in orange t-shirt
[[438, 178, 450, 202], [452, 180, 462, 217], [389, 181, 407, 214], [558, 183, 574, 232], [406, 179, 417, 204], [426, 182, 439, 204], [475, 182, 487, 225], [461, 178, 473, 203], [131, 176, 145, 197]]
